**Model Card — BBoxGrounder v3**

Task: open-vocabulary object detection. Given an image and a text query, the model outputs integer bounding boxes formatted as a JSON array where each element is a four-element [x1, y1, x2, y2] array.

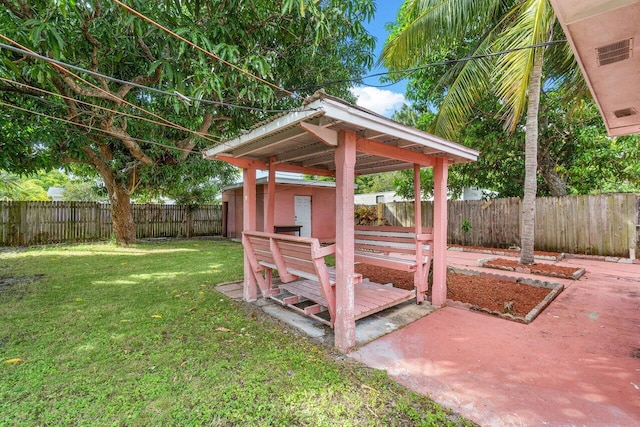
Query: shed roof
[[203, 92, 478, 176], [222, 176, 336, 192]]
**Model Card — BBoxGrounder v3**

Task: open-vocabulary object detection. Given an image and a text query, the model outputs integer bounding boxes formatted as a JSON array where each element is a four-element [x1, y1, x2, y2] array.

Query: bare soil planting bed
[[480, 257, 585, 280], [354, 264, 563, 322]]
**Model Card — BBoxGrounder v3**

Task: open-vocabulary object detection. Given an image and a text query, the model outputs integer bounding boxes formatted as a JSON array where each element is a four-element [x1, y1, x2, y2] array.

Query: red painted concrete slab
[[351, 251, 640, 426]]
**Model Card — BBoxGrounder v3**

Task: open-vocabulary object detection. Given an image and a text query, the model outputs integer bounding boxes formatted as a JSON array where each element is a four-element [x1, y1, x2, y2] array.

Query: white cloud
[[350, 86, 405, 117]]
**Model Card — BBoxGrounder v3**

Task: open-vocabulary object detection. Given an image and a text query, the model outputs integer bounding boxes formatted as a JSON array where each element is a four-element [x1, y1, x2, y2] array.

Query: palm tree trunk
[[520, 48, 544, 265]]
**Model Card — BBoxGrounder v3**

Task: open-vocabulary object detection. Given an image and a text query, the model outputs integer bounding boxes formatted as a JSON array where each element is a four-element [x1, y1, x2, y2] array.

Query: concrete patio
[[351, 250, 640, 426]]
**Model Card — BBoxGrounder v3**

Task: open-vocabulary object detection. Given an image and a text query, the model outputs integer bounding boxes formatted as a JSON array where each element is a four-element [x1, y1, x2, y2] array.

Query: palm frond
[[493, 0, 555, 132], [430, 34, 498, 138], [381, 0, 505, 70]]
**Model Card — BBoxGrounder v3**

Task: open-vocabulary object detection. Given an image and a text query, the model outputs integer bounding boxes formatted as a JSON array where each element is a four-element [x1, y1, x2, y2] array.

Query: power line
[[0, 42, 298, 114], [291, 39, 568, 92], [112, 0, 293, 97], [0, 99, 201, 154], [0, 35, 221, 146], [0, 76, 224, 144]]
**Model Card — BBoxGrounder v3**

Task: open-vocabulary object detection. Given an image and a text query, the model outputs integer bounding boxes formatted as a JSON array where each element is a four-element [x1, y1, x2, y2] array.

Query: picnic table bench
[[242, 230, 414, 326], [242, 231, 342, 326], [354, 225, 433, 302]]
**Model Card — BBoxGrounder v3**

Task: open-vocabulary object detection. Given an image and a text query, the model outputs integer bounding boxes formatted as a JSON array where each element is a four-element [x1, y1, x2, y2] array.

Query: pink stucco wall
[[222, 183, 336, 242]]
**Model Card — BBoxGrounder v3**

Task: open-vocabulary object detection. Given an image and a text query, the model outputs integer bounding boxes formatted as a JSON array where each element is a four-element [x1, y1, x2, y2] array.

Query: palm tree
[[381, 0, 580, 264]]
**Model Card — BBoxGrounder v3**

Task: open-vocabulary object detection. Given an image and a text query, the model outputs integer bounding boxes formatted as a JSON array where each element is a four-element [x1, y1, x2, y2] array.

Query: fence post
[[186, 206, 193, 238], [8, 202, 26, 245]]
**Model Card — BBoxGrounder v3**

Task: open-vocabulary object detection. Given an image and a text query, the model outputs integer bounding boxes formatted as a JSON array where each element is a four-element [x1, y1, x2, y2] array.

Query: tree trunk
[[81, 144, 137, 245], [106, 177, 136, 245], [538, 152, 568, 196], [520, 48, 544, 265]]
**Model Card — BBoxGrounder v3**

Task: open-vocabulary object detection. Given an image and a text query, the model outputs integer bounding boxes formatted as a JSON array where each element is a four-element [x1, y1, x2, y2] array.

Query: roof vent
[[613, 107, 637, 118], [596, 39, 632, 66]]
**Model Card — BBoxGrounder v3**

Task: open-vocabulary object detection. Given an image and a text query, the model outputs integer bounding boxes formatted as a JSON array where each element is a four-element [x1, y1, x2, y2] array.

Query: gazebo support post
[[266, 157, 276, 233], [335, 130, 357, 352], [242, 166, 258, 302], [432, 157, 449, 306], [413, 164, 425, 303]]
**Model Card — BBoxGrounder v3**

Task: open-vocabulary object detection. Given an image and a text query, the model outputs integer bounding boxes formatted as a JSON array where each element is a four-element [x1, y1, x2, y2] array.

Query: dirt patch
[[354, 264, 558, 320], [0, 275, 45, 299], [481, 258, 585, 279]]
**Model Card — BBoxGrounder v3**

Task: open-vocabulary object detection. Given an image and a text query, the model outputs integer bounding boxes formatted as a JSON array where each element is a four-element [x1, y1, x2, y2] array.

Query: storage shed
[[221, 176, 336, 242]]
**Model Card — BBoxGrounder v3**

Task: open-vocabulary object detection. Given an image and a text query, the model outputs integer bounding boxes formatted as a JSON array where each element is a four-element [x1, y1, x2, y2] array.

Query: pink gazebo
[[204, 92, 478, 351]]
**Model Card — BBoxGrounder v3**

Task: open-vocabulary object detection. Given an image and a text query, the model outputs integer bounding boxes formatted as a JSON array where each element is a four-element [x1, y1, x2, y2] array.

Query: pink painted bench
[[242, 230, 417, 326], [242, 231, 340, 324], [354, 225, 433, 301]]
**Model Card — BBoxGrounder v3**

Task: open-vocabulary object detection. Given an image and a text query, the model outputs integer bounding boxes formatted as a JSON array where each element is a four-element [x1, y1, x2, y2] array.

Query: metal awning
[[203, 92, 478, 176]]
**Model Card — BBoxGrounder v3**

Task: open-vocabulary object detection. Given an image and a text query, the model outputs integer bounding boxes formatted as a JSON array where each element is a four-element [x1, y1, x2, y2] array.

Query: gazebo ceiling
[[203, 92, 478, 176], [550, 0, 640, 137]]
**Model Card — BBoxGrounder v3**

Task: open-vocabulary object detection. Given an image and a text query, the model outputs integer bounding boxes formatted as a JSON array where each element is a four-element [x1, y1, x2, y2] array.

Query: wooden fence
[[0, 201, 223, 246], [363, 193, 640, 257]]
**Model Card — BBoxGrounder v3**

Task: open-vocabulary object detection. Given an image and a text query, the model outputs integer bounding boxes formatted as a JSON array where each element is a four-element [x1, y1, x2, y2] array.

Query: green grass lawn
[[0, 240, 471, 426]]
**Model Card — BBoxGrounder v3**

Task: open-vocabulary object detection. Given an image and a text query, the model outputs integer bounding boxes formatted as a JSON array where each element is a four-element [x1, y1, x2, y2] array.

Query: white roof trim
[[222, 176, 336, 191], [314, 98, 478, 162], [203, 108, 324, 158]]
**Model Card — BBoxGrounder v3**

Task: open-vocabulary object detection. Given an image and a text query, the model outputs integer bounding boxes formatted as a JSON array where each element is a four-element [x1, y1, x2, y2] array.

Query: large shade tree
[[381, 0, 582, 264], [0, 0, 375, 244]]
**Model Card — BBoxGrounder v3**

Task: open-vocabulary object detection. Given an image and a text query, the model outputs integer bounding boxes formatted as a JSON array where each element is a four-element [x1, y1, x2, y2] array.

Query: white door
[[294, 195, 312, 237]]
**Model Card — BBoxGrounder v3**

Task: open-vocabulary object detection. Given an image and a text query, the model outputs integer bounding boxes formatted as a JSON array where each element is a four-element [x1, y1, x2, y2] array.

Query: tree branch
[[176, 112, 231, 161], [81, 145, 115, 184], [137, 38, 156, 62], [81, 15, 104, 85], [176, 112, 212, 151], [59, 72, 120, 103], [61, 156, 84, 165], [0, 0, 30, 18], [101, 119, 155, 166], [51, 76, 81, 124], [116, 65, 163, 99]]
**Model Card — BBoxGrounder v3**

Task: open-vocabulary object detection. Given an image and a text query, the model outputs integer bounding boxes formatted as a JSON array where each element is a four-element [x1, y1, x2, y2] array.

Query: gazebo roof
[[203, 92, 478, 176]]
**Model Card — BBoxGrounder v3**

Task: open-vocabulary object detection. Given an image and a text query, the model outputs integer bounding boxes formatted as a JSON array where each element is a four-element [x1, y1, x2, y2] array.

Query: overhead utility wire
[[112, 0, 293, 97], [0, 34, 221, 146], [0, 76, 223, 144], [0, 42, 294, 114], [291, 39, 568, 91], [0, 99, 200, 154]]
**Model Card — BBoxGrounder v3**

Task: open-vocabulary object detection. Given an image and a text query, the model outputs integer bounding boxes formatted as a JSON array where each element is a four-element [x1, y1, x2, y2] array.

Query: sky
[[351, 0, 408, 117]]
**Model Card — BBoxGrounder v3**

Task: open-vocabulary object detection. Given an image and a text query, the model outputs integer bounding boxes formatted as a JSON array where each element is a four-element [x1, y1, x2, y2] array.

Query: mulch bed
[[354, 264, 556, 319], [481, 258, 585, 280], [446, 273, 550, 317]]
